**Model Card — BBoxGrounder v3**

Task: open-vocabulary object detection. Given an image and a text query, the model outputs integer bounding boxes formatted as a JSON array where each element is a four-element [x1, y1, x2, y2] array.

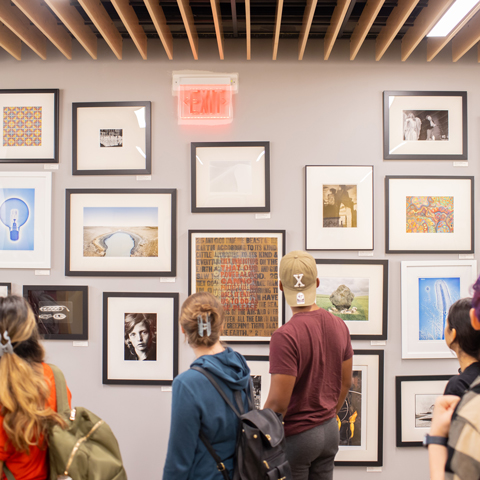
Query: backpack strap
[[2, 465, 15, 480], [198, 431, 231, 480], [48, 364, 70, 416]]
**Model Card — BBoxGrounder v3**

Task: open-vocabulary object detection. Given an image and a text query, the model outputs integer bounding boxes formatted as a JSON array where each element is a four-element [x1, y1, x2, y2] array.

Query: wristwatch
[[423, 434, 448, 448]]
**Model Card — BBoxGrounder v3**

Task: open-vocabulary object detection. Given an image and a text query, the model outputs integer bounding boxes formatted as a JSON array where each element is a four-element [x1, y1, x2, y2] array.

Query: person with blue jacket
[[163, 292, 251, 480]]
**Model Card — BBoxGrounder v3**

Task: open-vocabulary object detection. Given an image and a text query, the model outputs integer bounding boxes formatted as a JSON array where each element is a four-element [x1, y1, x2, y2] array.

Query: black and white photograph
[[323, 185, 357, 228], [414, 394, 438, 428], [124, 313, 157, 361], [403, 110, 448, 141], [251, 375, 261, 410], [244, 356, 271, 410], [100, 128, 123, 147]]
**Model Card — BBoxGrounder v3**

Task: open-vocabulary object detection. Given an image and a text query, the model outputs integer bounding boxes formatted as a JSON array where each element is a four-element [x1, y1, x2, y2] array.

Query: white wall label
[[453, 161, 468, 167], [358, 251, 374, 257], [160, 277, 176, 283], [136, 175, 152, 181], [459, 254, 474, 259], [161, 386, 172, 392], [255, 213, 271, 219], [35, 270, 51, 275], [371, 340, 386, 346], [367, 467, 382, 472], [73, 341, 88, 347], [44, 164, 59, 170]]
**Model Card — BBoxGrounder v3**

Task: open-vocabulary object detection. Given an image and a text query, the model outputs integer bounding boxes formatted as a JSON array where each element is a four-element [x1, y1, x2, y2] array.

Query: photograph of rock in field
[[316, 277, 369, 321], [83, 206, 158, 257]]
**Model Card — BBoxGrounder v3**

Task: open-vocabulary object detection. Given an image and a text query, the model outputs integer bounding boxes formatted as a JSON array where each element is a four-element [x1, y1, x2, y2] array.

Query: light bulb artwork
[[0, 198, 29, 241]]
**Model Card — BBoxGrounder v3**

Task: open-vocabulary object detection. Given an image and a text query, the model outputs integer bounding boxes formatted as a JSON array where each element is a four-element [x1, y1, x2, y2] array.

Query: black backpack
[[191, 366, 292, 480]]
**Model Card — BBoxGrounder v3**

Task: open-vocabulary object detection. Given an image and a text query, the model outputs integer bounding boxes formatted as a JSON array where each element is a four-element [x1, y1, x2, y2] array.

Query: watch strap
[[424, 434, 448, 448]]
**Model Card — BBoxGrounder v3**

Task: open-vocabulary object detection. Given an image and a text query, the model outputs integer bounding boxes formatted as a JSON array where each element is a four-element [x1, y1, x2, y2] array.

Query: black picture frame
[[189, 230, 285, 343], [102, 292, 179, 386], [396, 375, 452, 447], [0, 283, 11, 297], [23, 285, 88, 340], [65, 188, 177, 277], [191, 141, 270, 213], [335, 349, 384, 467], [383, 91, 467, 160], [385, 175, 474, 254], [0, 88, 59, 164], [315, 259, 388, 340], [72, 101, 151, 175]]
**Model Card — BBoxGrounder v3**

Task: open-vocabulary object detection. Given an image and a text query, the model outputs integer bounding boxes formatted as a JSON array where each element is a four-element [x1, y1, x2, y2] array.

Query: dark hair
[[447, 297, 480, 360], [124, 313, 156, 342], [472, 275, 480, 324]]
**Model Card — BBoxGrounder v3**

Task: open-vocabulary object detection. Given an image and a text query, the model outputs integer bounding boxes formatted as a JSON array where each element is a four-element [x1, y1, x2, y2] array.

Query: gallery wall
[[1, 35, 478, 479]]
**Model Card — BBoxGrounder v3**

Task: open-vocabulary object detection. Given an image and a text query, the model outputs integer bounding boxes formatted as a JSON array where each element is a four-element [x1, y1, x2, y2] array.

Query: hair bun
[[199, 304, 212, 313]]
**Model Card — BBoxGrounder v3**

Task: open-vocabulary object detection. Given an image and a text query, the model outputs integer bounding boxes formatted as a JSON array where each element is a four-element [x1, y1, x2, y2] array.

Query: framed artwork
[[335, 350, 384, 467], [305, 166, 373, 251], [315, 259, 388, 340], [396, 375, 452, 446], [0, 283, 11, 297], [383, 91, 467, 160], [244, 355, 271, 410], [23, 285, 88, 340], [103, 292, 178, 385], [191, 142, 270, 213], [189, 230, 285, 343], [65, 189, 176, 277], [386, 176, 474, 254], [0, 172, 51, 269], [401, 260, 477, 359], [0, 89, 59, 164], [72, 102, 151, 175]]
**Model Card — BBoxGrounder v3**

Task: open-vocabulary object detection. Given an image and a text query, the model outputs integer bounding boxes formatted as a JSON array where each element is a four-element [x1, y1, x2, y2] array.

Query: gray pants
[[285, 417, 339, 480]]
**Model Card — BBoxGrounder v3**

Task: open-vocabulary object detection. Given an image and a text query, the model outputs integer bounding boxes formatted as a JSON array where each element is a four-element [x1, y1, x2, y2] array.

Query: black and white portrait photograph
[[124, 313, 157, 361], [414, 394, 438, 428], [251, 375, 261, 409], [323, 184, 357, 228], [100, 128, 123, 147], [403, 110, 448, 141]]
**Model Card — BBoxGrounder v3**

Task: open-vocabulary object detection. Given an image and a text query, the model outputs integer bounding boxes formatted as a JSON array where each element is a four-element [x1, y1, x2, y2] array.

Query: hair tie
[[197, 314, 212, 337], [0, 331, 14, 358]]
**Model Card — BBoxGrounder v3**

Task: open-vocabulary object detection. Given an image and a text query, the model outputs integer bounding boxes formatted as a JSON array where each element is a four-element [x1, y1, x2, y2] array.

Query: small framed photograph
[[73, 102, 151, 175], [396, 375, 451, 447], [383, 91, 467, 160], [335, 350, 384, 466], [0, 172, 51, 269], [191, 142, 270, 213], [386, 176, 474, 254], [401, 260, 477, 359], [23, 285, 88, 340], [189, 230, 285, 343], [315, 259, 388, 340], [0, 283, 11, 297], [0, 89, 59, 164], [65, 189, 176, 277], [305, 166, 373, 251], [244, 355, 271, 410], [103, 292, 179, 385]]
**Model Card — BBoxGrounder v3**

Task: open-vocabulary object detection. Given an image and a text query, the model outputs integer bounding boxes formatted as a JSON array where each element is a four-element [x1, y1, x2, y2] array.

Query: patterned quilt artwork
[[406, 196, 453, 233], [3, 106, 42, 147]]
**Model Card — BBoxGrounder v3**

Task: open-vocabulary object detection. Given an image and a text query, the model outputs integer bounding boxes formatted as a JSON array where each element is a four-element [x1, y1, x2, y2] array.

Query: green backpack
[[3, 364, 127, 480]]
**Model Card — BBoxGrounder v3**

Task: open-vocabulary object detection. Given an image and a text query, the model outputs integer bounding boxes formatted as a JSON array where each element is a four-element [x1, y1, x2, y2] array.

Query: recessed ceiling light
[[427, 0, 480, 37]]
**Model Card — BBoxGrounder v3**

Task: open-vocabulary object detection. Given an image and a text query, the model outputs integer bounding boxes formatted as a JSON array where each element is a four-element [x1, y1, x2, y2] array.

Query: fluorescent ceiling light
[[427, 0, 480, 37]]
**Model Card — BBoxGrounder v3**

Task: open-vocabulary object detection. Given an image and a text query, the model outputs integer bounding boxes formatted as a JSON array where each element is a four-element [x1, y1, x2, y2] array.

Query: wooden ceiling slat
[[375, 0, 420, 61], [0, 0, 46, 59], [77, 0, 123, 60], [272, 0, 284, 60], [144, 0, 173, 59], [427, 3, 480, 61], [176, 0, 199, 60], [452, 10, 480, 62], [111, 0, 147, 59], [325, 0, 351, 60], [245, 0, 251, 59], [401, 0, 455, 61], [44, 0, 97, 59], [210, 0, 224, 59], [11, 0, 71, 59], [298, 0, 317, 60], [0, 21, 21, 60], [350, 0, 385, 60]]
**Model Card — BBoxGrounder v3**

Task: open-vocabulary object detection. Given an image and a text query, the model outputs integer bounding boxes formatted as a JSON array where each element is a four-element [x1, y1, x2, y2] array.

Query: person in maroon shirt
[[265, 250, 353, 480]]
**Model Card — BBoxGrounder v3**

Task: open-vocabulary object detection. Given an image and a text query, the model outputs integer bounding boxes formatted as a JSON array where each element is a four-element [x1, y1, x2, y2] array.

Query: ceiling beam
[[44, 0, 97, 59], [77, 0, 123, 60], [350, 0, 385, 60], [176, 0, 199, 60], [0, 0, 46, 59], [298, 0, 317, 60], [210, 0, 224, 59], [427, 2, 480, 61], [401, 0, 455, 61], [0, 21, 21, 60], [245, 0, 251, 59], [452, 9, 480, 62], [375, 0, 420, 61], [144, 0, 172, 60], [272, 0, 284, 60], [111, 0, 147, 59], [324, 0, 352, 60], [11, 0, 71, 59]]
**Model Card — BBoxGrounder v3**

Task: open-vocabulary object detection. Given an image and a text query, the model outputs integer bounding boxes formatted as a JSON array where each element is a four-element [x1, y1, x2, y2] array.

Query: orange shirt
[[0, 363, 72, 480]]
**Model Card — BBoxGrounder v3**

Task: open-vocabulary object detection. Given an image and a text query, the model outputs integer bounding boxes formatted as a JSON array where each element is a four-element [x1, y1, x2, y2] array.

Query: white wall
[[1, 35, 478, 480]]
